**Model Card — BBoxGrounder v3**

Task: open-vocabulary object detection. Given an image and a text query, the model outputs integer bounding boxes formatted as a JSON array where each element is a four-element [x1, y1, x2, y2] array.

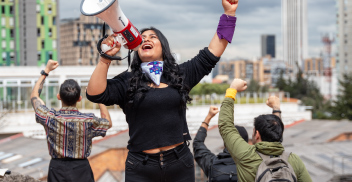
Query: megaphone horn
[[80, 0, 143, 53]]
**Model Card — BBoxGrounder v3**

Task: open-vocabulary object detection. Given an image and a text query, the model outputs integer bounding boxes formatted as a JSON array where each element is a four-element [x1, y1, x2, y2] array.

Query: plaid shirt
[[35, 105, 110, 159]]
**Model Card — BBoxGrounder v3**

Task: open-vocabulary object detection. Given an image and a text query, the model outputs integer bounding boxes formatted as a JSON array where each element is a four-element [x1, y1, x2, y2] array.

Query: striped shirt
[[35, 105, 110, 159]]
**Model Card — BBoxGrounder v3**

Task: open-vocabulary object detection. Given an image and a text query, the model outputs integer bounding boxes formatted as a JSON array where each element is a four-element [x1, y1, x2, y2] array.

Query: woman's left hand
[[222, 0, 239, 16]]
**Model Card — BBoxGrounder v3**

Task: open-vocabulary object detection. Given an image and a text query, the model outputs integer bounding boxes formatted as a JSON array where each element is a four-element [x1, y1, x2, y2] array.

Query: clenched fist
[[266, 96, 280, 109], [222, 0, 239, 16], [208, 106, 219, 118], [230, 78, 247, 92], [45, 59, 59, 73]]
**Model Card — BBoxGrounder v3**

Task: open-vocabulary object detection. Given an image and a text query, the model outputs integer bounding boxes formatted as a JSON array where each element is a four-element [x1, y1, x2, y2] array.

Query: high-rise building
[[0, 0, 59, 66], [60, 15, 121, 66], [336, 0, 352, 80], [282, 0, 308, 73], [261, 35, 276, 58], [218, 60, 264, 83]]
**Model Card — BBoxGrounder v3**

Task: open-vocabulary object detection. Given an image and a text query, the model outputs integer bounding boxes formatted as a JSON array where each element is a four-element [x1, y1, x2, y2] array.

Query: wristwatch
[[40, 70, 49, 76], [272, 110, 281, 114]]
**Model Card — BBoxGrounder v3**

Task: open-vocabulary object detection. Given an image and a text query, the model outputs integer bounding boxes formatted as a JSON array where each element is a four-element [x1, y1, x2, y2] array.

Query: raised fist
[[266, 96, 280, 109], [230, 78, 247, 92], [208, 106, 219, 118], [45, 59, 59, 73], [222, 0, 239, 16]]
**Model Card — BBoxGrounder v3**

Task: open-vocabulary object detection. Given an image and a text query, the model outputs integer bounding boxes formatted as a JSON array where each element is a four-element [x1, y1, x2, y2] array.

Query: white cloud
[[60, 0, 336, 61]]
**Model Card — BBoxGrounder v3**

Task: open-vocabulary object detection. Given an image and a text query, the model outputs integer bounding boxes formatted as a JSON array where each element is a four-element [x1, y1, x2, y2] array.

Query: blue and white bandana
[[141, 61, 164, 86]]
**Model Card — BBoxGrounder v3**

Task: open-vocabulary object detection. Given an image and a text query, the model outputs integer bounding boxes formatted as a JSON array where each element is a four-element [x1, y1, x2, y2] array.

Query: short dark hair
[[59, 79, 81, 106], [254, 114, 284, 142]]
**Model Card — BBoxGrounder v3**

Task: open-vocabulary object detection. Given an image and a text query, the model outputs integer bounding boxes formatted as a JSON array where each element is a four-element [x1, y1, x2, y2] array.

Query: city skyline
[[59, 0, 336, 62]]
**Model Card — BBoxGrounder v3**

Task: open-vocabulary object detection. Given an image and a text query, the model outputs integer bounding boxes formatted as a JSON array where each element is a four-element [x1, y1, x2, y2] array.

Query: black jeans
[[125, 142, 195, 182], [48, 158, 94, 182]]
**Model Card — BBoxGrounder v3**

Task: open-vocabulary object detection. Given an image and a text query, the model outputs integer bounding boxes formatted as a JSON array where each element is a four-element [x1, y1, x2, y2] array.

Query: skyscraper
[[0, 0, 59, 66], [282, 0, 308, 72], [336, 0, 352, 80], [261, 35, 276, 58]]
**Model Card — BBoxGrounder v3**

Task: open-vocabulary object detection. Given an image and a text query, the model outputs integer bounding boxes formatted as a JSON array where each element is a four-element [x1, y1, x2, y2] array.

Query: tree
[[246, 79, 269, 93], [190, 83, 230, 95], [275, 67, 329, 119], [330, 73, 352, 120]]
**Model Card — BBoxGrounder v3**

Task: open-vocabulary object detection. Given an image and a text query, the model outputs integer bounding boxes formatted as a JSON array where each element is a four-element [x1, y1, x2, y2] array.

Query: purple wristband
[[217, 14, 237, 43]]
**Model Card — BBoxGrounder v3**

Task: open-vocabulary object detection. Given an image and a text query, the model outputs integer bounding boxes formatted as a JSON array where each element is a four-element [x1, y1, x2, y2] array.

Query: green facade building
[[0, 0, 59, 66]]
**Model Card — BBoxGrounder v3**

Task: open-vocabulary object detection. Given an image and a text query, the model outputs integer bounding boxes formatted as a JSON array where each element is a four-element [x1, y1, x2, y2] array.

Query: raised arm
[[266, 96, 281, 118], [98, 104, 112, 129], [30, 60, 59, 110], [86, 35, 121, 96], [202, 106, 219, 129], [193, 106, 219, 176], [218, 79, 249, 162], [208, 0, 239, 57]]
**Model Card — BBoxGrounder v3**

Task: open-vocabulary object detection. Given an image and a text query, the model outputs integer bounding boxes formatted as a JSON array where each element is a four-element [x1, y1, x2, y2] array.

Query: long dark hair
[[127, 27, 192, 108]]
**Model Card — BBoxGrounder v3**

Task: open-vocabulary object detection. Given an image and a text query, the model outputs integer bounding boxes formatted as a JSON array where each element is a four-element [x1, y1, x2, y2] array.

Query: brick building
[[60, 15, 120, 66]]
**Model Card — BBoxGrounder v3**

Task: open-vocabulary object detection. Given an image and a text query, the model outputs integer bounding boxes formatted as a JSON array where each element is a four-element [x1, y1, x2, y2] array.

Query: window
[[37, 28, 40, 36], [9, 17, 13, 26], [48, 5, 52, 14], [48, 28, 52, 37], [1, 6, 4, 14], [10, 29, 13, 38], [41, 40, 44, 49], [48, 51, 53, 59], [2, 41, 6, 49], [9, 6, 13, 14], [41, 16, 44, 25], [10, 52, 14, 61], [36, 5, 40, 13], [37, 52, 41, 61], [52, 40, 56, 49], [10, 40, 14, 49], [52, 16, 56, 25], [2, 52, 6, 61], [2, 29, 5, 38], [1, 17, 5, 26]]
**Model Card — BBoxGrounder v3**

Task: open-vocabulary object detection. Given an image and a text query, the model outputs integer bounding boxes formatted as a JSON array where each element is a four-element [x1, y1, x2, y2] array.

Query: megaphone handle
[[97, 35, 123, 61], [101, 37, 119, 53]]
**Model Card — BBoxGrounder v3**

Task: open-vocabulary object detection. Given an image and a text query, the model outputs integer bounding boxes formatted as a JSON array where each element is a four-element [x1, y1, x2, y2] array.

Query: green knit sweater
[[218, 97, 312, 182]]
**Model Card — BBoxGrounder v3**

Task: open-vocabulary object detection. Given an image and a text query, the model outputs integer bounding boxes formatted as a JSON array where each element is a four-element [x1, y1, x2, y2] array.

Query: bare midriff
[[143, 142, 184, 154]]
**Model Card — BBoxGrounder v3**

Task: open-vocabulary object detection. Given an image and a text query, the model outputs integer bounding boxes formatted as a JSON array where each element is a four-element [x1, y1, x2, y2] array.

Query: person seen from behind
[[30, 60, 112, 182], [218, 78, 312, 182], [193, 106, 249, 181]]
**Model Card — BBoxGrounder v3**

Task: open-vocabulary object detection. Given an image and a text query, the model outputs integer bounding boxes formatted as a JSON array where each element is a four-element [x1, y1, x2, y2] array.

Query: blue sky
[[60, 0, 336, 62]]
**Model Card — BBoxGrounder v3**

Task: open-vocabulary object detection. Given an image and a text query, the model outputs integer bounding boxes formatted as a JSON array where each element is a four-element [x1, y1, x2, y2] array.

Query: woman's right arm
[[87, 58, 112, 95], [87, 35, 121, 96]]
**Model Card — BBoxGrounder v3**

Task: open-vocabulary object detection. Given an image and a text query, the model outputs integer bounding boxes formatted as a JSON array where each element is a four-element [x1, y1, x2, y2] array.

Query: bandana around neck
[[141, 61, 164, 86]]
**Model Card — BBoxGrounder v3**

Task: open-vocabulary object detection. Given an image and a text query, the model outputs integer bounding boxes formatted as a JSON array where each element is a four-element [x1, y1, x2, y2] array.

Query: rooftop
[[0, 120, 351, 182]]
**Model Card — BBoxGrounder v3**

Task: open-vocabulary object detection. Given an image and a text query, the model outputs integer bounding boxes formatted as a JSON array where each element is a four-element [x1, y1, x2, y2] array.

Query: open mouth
[[142, 44, 153, 50]]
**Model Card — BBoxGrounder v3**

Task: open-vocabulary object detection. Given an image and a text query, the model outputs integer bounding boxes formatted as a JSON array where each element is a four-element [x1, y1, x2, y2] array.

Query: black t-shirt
[[86, 47, 220, 152]]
